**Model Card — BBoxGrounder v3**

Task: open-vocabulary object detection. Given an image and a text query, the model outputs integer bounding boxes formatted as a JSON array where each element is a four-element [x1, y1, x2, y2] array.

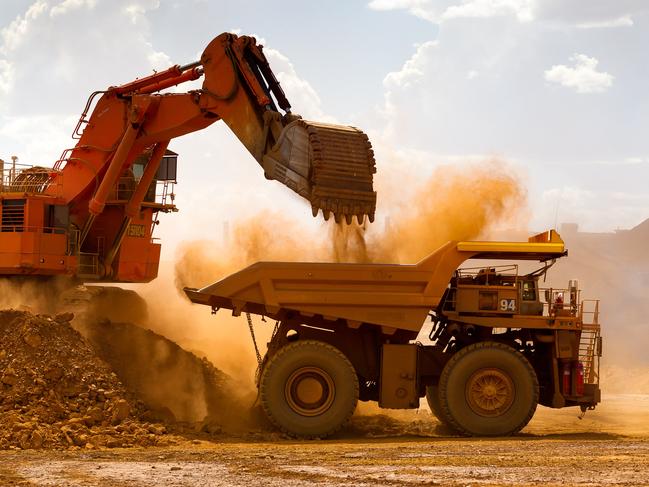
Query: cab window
[[522, 280, 536, 301]]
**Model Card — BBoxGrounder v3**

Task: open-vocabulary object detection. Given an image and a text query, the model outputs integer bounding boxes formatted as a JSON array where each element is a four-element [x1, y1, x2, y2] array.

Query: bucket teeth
[[308, 120, 376, 224], [273, 119, 377, 225]]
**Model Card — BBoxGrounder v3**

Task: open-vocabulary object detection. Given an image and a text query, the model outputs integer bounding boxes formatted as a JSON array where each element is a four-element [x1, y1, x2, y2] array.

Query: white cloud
[[380, 40, 438, 141], [264, 47, 333, 122], [0, 1, 48, 53], [576, 16, 634, 29], [383, 41, 437, 90], [147, 47, 172, 71], [588, 156, 649, 166], [122, 0, 160, 24], [443, 0, 533, 22], [535, 0, 649, 28], [371, 3, 647, 233], [50, 0, 98, 17], [368, 0, 533, 23], [0, 0, 171, 115], [0, 113, 77, 165], [368, 0, 649, 27], [0, 0, 172, 164], [626, 157, 648, 164], [543, 186, 594, 207], [544, 54, 614, 94], [368, 0, 438, 22], [0, 59, 13, 98]]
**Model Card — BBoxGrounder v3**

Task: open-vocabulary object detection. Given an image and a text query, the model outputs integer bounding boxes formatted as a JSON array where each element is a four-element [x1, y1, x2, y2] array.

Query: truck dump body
[[185, 230, 566, 332]]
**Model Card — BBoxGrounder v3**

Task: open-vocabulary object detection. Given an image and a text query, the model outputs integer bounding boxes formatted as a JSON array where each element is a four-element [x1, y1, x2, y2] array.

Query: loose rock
[[0, 310, 170, 450]]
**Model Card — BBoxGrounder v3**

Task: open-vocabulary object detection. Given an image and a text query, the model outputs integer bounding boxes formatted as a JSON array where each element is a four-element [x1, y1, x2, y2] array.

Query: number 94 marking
[[500, 299, 516, 312]]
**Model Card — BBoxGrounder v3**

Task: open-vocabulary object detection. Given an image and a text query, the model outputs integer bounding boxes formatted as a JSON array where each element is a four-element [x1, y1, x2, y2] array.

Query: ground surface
[[1, 394, 647, 486]]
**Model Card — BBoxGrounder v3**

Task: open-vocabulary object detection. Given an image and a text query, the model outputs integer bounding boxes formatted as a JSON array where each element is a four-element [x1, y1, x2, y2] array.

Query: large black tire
[[425, 385, 455, 430], [259, 340, 359, 438], [438, 341, 539, 436]]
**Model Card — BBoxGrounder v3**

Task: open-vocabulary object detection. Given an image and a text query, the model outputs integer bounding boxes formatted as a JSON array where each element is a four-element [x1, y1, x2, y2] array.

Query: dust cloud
[[361, 158, 527, 264], [174, 212, 324, 291], [165, 154, 649, 408], [160, 158, 527, 394], [174, 158, 528, 292], [0, 277, 69, 314]]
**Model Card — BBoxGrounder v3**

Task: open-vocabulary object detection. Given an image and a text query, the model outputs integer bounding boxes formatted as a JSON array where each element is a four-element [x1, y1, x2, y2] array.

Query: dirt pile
[[78, 319, 253, 432], [0, 310, 171, 450]]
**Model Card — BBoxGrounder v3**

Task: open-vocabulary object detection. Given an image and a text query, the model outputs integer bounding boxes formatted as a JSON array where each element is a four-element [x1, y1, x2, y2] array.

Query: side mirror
[[544, 289, 551, 302]]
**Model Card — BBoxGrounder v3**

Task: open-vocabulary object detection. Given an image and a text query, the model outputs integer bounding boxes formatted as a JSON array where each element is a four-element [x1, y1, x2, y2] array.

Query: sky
[[1, 0, 648, 259]]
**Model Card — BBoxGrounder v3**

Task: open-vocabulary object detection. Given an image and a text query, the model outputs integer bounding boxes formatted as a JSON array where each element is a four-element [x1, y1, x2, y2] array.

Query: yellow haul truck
[[185, 230, 602, 437]]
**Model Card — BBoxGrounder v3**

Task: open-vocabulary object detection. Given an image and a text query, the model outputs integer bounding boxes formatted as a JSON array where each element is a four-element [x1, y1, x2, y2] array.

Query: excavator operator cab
[[114, 150, 178, 206]]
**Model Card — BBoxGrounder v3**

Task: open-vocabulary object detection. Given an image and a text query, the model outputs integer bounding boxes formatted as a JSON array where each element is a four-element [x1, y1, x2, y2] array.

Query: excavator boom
[[0, 33, 377, 282], [51, 33, 376, 223]]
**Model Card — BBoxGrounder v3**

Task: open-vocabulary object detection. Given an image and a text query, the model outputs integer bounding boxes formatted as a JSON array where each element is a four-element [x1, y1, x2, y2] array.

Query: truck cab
[[444, 265, 546, 317]]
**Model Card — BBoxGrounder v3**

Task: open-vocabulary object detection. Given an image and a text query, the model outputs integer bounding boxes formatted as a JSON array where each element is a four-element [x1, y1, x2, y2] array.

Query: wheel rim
[[285, 366, 336, 417], [465, 368, 515, 417]]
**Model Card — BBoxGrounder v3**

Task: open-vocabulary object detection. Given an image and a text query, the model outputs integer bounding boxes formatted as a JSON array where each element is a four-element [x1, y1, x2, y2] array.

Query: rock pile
[[81, 319, 250, 430], [0, 310, 172, 450]]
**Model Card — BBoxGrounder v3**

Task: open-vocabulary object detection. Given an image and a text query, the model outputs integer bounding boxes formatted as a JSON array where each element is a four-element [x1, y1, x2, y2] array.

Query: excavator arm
[[49, 32, 376, 237]]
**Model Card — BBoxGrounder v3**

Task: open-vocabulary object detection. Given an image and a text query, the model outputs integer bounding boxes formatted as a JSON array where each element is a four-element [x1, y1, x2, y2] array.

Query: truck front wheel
[[438, 341, 539, 436], [259, 340, 359, 438]]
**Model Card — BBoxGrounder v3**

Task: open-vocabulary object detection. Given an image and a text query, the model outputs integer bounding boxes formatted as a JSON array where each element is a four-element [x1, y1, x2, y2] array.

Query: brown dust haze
[[174, 158, 527, 289], [163, 158, 528, 393]]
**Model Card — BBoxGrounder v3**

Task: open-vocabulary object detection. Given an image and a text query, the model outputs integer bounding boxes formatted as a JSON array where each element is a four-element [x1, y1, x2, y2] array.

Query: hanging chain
[[272, 320, 280, 339], [246, 312, 263, 367]]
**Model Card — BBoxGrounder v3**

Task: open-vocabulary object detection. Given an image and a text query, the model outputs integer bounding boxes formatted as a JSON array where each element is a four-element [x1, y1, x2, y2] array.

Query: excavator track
[[266, 120, 377, 224]]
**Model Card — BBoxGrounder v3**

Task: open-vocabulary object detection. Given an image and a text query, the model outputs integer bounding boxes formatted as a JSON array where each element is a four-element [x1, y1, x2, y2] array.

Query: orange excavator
[[0, 33, 376, 283]]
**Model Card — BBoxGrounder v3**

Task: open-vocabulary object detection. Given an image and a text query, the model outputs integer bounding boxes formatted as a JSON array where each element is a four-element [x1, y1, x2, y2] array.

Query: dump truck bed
[[185, 231, 566, 333]]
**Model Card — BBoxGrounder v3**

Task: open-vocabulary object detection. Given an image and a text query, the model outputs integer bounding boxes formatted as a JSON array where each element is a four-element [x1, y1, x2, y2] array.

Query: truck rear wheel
[[438, 341, 539, 436], [259, 340, 359, 438]]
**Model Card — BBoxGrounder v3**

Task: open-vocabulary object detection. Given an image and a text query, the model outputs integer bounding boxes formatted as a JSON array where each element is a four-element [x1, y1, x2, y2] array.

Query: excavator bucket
[[263, 120, 377, 224]]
